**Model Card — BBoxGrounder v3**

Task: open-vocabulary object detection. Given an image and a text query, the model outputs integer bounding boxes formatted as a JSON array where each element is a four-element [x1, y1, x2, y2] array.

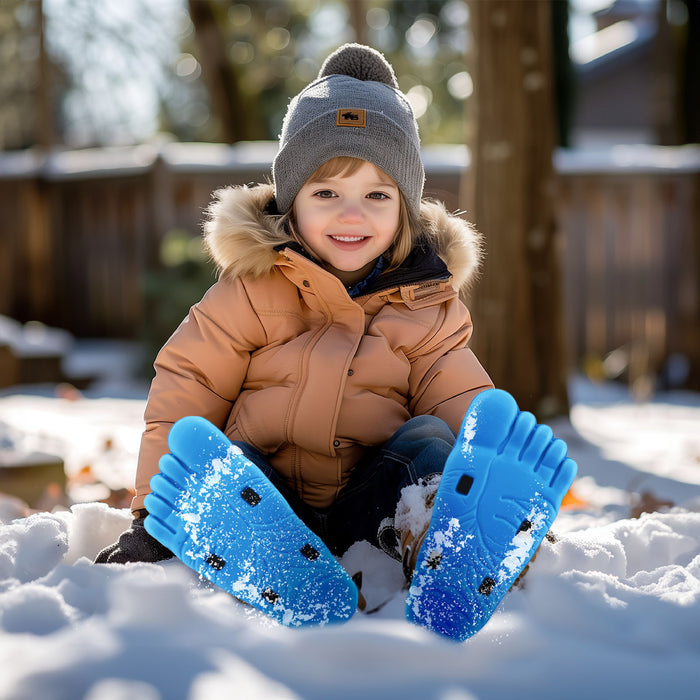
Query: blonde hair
[[284, 157, 420, 271]]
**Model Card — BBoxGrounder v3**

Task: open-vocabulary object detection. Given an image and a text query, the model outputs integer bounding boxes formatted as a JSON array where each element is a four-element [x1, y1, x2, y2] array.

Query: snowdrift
[[1, 383, 699, 699]]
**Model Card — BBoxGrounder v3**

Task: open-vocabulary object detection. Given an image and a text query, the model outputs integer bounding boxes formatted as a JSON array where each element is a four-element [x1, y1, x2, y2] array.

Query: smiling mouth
[[330, 235, 367, 242]]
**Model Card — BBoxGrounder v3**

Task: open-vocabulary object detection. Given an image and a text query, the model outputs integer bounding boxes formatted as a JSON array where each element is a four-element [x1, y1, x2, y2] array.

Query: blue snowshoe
[[144, 416, 358, 627], [405, 389, 577, 641]]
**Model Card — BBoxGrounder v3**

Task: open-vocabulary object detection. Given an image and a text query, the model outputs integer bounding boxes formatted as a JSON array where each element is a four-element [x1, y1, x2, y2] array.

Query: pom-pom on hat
[[272, 43, 424, 217]]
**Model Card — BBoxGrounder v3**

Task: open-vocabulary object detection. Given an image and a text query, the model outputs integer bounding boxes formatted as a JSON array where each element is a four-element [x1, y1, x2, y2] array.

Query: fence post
[[147, 150, 175, 268]]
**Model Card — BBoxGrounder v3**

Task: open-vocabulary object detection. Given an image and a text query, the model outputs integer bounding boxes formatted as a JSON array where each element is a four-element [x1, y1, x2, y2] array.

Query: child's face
[[293, 161, 400, 286]]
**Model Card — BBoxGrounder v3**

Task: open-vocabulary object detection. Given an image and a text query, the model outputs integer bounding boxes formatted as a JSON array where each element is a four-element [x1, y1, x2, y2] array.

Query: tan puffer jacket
[[132, 184, 493, 512]]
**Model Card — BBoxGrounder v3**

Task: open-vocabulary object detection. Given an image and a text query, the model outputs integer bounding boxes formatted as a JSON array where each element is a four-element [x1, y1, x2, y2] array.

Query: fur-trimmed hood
[[203, 183, 482, 293]]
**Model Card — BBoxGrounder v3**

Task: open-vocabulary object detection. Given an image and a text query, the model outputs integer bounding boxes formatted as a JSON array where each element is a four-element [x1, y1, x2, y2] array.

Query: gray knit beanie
[[272, 43, 424, 217]]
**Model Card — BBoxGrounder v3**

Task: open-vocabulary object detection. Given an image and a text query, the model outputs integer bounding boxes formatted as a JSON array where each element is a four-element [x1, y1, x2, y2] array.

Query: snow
[[496, 507, 547, 584], [1, 378, 700, 699], [394, 476, 439, 539]]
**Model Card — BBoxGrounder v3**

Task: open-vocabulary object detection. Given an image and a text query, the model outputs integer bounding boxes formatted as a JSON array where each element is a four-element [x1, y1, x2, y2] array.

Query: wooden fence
[[556, 146, 700, 385], [1, 142, 698, 383]]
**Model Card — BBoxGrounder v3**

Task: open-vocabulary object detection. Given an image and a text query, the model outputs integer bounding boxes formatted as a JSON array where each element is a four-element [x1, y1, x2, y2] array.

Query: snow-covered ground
[[1, 376, 699, 699]]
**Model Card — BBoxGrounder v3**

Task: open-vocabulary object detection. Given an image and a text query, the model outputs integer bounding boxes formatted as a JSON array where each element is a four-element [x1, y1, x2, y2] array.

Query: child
[[96, 44, 576, 640]]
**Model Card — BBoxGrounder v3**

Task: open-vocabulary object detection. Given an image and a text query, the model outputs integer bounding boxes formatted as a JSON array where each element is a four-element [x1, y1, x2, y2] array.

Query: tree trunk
[[348, 0, 367, 44], [463, 0, 569, 416], [187, 0, 264, 142], [37, 0, 54, 149]]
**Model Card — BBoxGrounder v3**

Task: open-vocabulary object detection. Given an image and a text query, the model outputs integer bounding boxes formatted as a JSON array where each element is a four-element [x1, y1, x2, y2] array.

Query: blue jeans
[[234, 415, 456, 556]]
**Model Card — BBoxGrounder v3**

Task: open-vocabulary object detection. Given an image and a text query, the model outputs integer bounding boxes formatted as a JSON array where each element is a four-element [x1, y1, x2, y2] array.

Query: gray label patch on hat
[[336, 109, 366, 127]]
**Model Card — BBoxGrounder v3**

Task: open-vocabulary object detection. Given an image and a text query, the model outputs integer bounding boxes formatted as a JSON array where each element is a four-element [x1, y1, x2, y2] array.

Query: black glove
[[94, 509, 174, 564]]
